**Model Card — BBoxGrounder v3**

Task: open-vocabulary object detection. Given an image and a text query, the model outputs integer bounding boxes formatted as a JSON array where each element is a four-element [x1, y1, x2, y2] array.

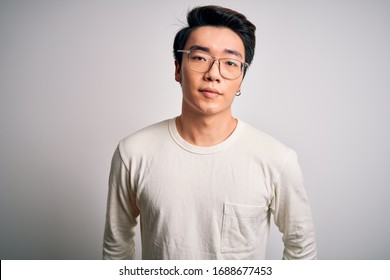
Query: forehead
[[184, 26, 245, 58]]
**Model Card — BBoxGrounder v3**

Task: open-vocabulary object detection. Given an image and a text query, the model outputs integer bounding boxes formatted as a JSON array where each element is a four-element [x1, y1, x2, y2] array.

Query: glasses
[[177, 49, 248, 80]]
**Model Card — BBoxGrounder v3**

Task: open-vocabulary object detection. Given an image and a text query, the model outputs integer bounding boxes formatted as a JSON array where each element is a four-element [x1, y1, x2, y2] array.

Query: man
[[103, 5, 317, 260]]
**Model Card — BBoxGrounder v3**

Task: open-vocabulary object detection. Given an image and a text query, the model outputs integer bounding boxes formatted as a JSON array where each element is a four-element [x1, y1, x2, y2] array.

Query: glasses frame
[[177, 49, 248, 80]]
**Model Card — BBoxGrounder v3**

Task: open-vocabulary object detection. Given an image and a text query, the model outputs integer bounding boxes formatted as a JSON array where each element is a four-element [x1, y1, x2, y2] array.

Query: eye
[[189, 51, 208, 61], [189, 50, 213, 63], [192, 55, 207, 61], [224, 59, 239, 68]]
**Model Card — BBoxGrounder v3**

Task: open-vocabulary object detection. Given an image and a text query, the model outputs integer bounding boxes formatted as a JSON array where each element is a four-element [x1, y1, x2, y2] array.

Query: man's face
[[175, 26, 245, 117]]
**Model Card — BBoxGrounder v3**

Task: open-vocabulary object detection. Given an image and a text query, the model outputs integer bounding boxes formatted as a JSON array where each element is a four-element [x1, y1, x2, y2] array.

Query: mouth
[[200, 88, 222, 98]]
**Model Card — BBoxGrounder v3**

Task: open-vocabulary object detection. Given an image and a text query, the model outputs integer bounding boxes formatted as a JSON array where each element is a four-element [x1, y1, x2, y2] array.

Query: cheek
[[227, 80, 242, 94], [181, 69, 200, 88]]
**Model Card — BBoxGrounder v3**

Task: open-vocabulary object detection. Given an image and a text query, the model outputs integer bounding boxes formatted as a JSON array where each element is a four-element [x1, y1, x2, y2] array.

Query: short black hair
[[173, 5, 256, 68]]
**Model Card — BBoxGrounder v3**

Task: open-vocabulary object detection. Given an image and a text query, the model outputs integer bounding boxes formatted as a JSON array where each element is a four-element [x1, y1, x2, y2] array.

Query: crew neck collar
[[168, 117, 243, 155]]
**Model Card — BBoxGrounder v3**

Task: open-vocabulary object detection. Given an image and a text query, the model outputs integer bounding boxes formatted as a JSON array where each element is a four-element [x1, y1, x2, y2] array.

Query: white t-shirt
[[103, 118, 317, 259]]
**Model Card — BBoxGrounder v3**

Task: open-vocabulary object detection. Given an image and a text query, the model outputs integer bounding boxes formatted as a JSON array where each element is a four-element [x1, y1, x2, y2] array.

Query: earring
[[235, 90, 241, 96]]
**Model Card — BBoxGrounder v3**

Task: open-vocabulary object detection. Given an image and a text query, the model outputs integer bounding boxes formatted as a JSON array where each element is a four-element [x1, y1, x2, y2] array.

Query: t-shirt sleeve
[[270, 149, 317, 259], [103, 145, 140, 259]]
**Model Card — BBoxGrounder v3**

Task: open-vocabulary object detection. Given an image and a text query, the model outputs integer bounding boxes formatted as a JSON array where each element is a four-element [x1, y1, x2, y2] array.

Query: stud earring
[[235, 90, 241, 96]]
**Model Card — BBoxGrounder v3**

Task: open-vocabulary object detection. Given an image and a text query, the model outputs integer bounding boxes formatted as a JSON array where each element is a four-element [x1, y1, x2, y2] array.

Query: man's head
[[173, 5, 256, 69], [173, 6, 256, 117]]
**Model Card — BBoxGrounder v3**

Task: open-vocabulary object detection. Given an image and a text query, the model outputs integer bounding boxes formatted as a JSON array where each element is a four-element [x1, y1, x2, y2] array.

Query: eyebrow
[[189, 45, 243, 59]]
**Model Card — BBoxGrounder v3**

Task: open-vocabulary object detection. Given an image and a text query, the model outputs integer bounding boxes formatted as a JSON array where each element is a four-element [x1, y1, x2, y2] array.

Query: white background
[[0, 0, 389, 259]]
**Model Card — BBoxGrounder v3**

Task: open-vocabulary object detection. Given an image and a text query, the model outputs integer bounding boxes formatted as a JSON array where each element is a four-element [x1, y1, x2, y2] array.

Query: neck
[[175, 112, 238, 147]]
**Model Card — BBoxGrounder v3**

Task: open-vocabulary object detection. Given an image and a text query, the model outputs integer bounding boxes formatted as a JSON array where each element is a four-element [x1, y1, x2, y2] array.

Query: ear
[[174, 60, 181, 83]]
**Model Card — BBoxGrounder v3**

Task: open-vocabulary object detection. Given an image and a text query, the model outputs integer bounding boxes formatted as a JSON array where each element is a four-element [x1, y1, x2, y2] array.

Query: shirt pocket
[[221, 203, 268, 253]]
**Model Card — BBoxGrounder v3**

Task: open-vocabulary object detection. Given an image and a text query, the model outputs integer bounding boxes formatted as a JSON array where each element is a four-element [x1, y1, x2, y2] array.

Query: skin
[[174, 26, 246, 147]]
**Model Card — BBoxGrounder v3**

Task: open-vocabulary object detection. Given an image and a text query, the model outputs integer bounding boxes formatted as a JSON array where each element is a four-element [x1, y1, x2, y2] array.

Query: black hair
[[173, 5, 256, 68]]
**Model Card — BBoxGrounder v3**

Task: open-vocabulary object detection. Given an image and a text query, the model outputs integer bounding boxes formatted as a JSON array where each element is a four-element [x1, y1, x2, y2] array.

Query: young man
[[103, 5, 317, 260]]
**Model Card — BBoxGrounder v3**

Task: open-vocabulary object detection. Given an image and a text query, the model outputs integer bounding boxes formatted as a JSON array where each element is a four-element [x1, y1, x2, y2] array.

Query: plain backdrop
[[0, 0, 389, 260]]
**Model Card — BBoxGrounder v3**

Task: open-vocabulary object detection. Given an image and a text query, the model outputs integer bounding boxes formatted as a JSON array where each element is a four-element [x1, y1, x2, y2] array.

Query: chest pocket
[[221, 203, 269, 253]]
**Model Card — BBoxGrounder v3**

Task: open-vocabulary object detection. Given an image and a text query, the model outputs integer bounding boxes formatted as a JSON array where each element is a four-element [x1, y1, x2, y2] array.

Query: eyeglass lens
[[187, 50, 244, 79]]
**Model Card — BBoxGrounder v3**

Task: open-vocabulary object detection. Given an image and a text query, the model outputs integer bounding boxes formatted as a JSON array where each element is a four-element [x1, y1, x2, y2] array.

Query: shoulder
[[118, 119, 171, 161], [240, 121, 291, 153], [238, 120, 297, 168]]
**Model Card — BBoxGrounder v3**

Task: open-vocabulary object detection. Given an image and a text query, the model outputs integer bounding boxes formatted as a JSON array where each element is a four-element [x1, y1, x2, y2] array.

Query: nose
[[204, 60, 221, 82]]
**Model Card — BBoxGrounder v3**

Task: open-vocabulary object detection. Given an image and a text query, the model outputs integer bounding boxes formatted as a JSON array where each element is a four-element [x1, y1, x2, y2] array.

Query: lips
[[200, 88, 222, 98]]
